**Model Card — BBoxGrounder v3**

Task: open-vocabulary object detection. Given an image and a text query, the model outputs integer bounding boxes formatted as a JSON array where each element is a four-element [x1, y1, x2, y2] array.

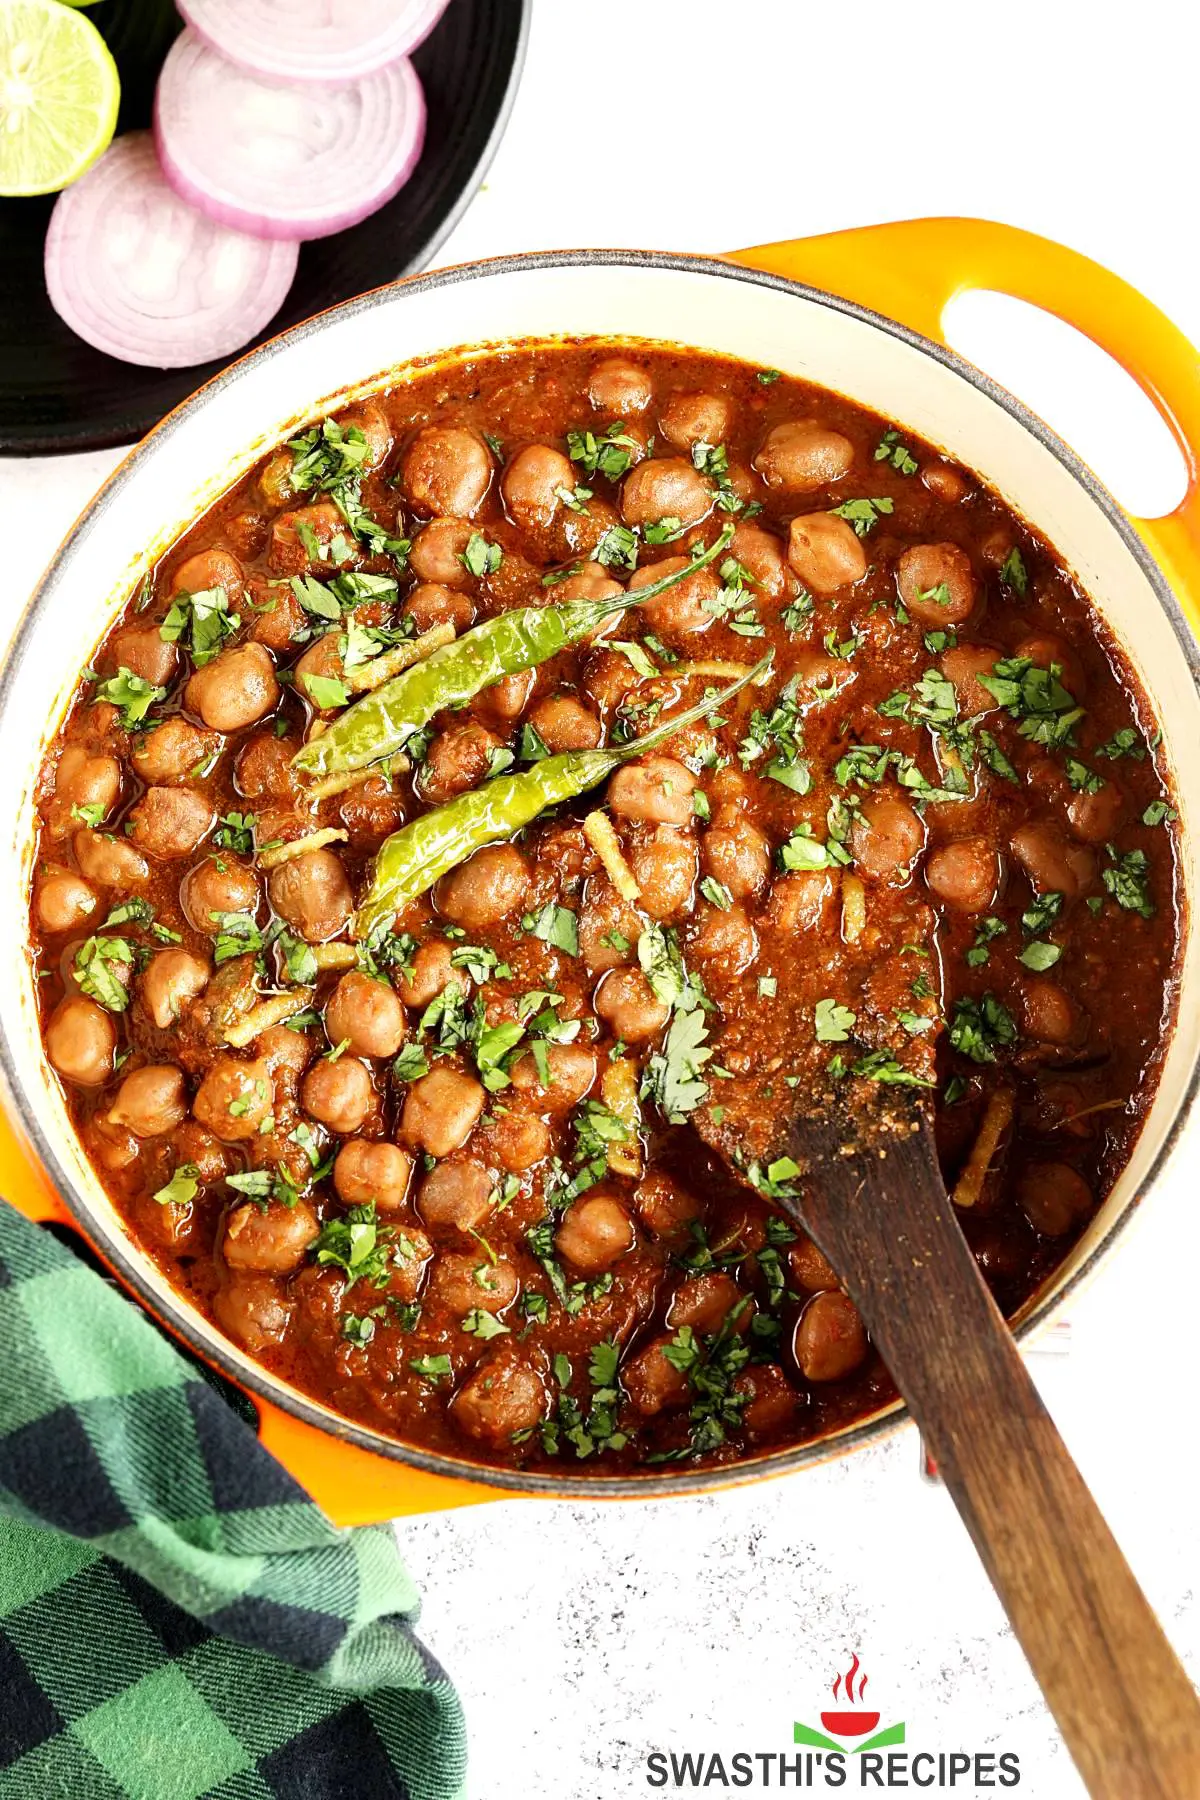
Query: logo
[[643, 1649, 1023, 1788], [793, 1653, 906, 1756]]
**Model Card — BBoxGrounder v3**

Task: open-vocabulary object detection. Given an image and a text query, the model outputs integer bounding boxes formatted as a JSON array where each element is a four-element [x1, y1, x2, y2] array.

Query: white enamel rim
[[2, 250, 1197, 1501]]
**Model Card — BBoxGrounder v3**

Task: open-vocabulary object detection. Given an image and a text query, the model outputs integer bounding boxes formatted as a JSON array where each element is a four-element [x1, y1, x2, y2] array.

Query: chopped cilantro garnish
[[780, 593, 815, 633], [874, 429, 918, 474], [211, 912, 264, 966], [998, 547, 1029, 594], [300, 670, 349, 711], [611, 640, 658, 680], [393, 1042, 431, 1083], [642, 1005, 712, 1122], [459, 532, 503, 578], [897, 1009, 934, 1036], [691, 441, 743, 514], [1065, 758, 1104, 795], [1103, 845, 1154, 917], [291, 569, 399, 623], [312, 1202, 394, 1287], [357, 922, 417, 983], [521, 901, 579, 957], [814, 998, 856, 1043], [979, 657, 1083, 749], [409, 1354, 454, 1384], [273, 929, 317, 984], [699, 876, 733, 911], [473, 1018, 527, 1092], [159, 586, 240, 666], [92, 667, 166, 730], [636, 923, 691, 1010], [101, 899, 154, 930], [1022, 891, 1063, 935], [978, 731, 1019, 784], [656, 1310, 752, 1458], [227, 1168, 299, 1210], [949, 993, 1018, 1063], [450, 948, 510, 993], [153, 1163, 199, 1208], [779, 823, 843, 872], [555, 483, 594, 516], [518, 721, 551, 763], [830, 496, 894, 536], [462, 1310, 510, 1341], [342, 1312, 383, 1348], [567, 423, 640, 482], [593, 524, 639, 570], [966, 916, 1007, 968], [213, 811, 256, 854], [849, 1050, 935, 1088], [745, 1156, 801, 1200], [637, 941, 712, 1124], [1019, 941, 1062, 971], [288, 1121, 323, 1168], [73, 936, 135, 1012], [286, 421, 408, 559], [288, 419, 370, 489], [1096, 726, 1146, 762]]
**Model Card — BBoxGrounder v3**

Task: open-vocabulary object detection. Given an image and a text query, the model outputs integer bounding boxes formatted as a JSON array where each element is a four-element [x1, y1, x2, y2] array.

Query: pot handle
[[0, 1093, 72, 1225], [0, 1098, 512, 1522], [254, 1397, 516, 1523], [728, 217, 1200, 623]]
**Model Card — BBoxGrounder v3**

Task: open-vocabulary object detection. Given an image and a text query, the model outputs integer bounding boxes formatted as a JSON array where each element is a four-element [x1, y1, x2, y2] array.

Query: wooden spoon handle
[[799, 1124, 1200, 1799]]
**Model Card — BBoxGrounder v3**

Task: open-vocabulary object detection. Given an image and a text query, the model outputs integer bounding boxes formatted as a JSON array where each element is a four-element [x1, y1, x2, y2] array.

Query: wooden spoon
[[694, 1098, 1200, 1799]]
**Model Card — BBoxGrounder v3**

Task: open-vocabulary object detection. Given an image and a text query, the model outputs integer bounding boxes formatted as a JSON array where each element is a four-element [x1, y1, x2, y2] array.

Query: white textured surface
[[2, 3, 1198, 1795]]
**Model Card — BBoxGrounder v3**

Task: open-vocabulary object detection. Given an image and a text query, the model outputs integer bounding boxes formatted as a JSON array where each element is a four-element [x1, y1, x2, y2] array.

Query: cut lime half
[[0, 0, 120, 197]]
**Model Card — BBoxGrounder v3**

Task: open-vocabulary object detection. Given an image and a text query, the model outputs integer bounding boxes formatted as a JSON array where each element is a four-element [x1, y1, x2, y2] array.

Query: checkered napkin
[[0, 1199, 466, 1799]]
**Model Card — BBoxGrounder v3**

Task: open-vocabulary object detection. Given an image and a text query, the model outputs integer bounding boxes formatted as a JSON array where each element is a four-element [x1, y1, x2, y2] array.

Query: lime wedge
[[0, 0, 120, 197]]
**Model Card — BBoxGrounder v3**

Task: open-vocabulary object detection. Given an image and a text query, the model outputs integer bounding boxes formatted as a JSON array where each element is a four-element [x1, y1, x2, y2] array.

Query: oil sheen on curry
[[29, 343, 1181, 1473]]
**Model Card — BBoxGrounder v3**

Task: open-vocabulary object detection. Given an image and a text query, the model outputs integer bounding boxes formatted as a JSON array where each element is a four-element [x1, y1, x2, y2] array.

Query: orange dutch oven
[[2, 218, 1199, 1524]]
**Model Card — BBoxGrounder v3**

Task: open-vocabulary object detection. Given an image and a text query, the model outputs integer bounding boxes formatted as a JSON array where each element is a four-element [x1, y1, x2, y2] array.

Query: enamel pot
[[2, 220, 1198, 1523]]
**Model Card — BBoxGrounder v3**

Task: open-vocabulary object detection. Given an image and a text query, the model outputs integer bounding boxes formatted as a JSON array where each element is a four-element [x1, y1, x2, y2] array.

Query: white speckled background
[[396, 1154, 1199, 1800], [3, 3, 1197, 1794]]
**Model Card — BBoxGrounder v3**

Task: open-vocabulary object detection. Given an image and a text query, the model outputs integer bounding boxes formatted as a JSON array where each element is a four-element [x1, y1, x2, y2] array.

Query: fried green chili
[[292, 523, 737, 780], [355, 654, 771, 941]]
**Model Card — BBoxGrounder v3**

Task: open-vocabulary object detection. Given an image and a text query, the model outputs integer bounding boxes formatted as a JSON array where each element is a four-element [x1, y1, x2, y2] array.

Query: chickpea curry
[[29, 343, 1181, 1473]]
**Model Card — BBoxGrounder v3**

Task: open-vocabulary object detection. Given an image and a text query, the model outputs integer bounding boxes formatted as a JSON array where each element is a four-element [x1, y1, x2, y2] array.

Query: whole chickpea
[[107, 1065, 189, 1138], [324, 971, 407, 1059], [185, 643, 279, 733], [333, 1140, 414, 1212], [45, 996, 115, 1087], [301, 1056, 373, 1134]]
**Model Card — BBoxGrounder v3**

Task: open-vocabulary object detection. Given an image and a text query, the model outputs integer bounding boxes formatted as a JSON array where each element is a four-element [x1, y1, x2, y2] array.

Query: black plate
[[0, 0, 530, 455]]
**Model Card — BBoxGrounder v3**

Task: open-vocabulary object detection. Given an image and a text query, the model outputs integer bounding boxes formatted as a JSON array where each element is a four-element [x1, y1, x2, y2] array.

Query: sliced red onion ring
[[155, 32, 427, 242], [44, 134, 299, 370], [177, 0, 450, 83]]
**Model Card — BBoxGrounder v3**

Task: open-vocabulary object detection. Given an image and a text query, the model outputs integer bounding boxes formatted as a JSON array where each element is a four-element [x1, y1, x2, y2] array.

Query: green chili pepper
[[292, 522, 736, 780], [355, 653, 772, 941]]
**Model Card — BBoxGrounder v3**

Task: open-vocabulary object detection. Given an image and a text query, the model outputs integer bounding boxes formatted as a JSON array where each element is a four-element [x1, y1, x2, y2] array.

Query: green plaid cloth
[[0, 1199, 466, 1799]]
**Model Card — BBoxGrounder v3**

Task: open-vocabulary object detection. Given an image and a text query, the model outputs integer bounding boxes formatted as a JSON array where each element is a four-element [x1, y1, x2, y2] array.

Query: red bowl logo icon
[[820, 1708, 881, 1738], [821, 1654, 878, 1736]]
